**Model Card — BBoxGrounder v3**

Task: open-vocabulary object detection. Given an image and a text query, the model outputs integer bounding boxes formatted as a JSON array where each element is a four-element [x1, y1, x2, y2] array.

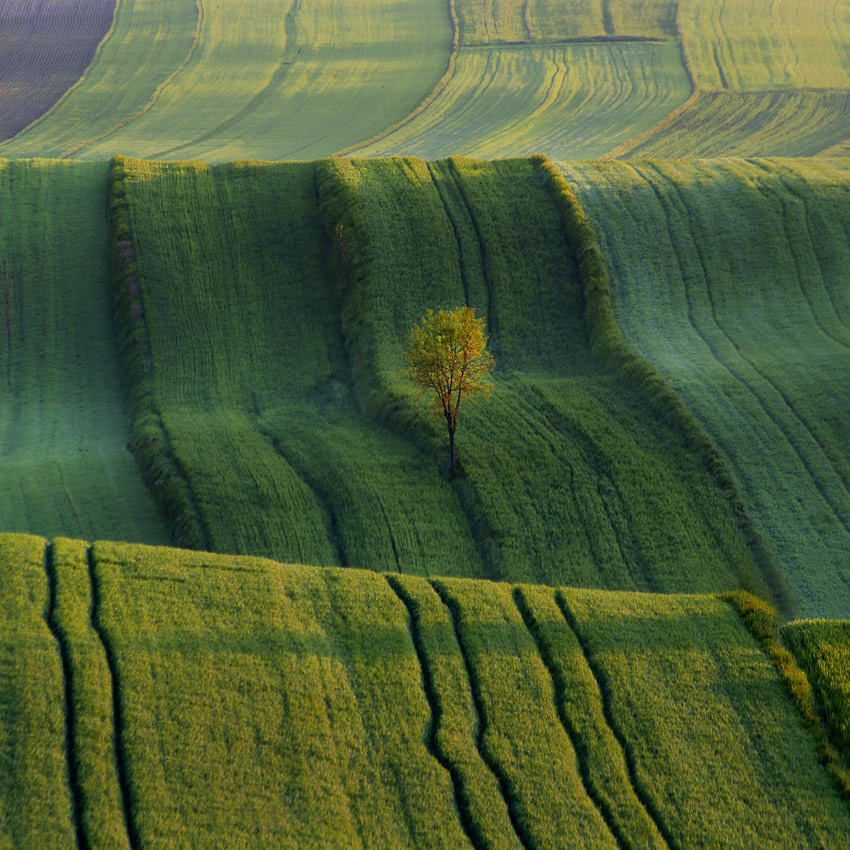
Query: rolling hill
[[3, 531, 848, 849]]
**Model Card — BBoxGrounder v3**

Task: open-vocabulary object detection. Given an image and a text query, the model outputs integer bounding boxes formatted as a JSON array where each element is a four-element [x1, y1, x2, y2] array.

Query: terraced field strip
[[0, 159, 167, 544], [119, 157, 481, 574], [784, 619, 850, 770], [0, 0, 116, 141], [355, 40, 692, 161], [561, 587, 850, 847], [89, 540, 473, 849], [561, 158, 850, 617], [318, 154, 760, 591], [0, 534, 76, 848], [2, 0, 451, 162]]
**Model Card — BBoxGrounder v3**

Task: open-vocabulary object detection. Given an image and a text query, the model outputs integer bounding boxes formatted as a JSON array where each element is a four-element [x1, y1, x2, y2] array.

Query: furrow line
[[512, 587, 626, 850], [555, 591, 680, 850], [252, 414, 348, 567], [86, 546, 140, 850], [430, 579, 532, 850], [62, 0, 205, 159], [425, 160, 471, 306], [385, 576, 488, 850], [661, 169, 850, 533], [446, 158, 500, 359], [43, 542, 86, 850]]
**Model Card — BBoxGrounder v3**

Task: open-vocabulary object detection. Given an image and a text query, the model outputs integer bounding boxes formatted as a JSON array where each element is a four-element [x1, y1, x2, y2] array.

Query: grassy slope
[[1, 0, 450, 162], [0, 159, 167, 544], [561, 158, 850, 617], [0, 534, 76, 849], [6, 532, 847, 848], [784, 619, 850, 771], [121, 158, 481, 575], [317, 155, 760, 591], [617, 0, 850, 157]]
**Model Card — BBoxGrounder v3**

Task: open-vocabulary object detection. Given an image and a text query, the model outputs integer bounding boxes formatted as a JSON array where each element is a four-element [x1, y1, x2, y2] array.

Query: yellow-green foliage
[[1, 0, 450, 162], [562, 586, 850, 846], [0, 158, 167, 545], [117, 156, 481, 574], [784, 618, 850, 791], [562, 158, 850, 618], [0, 534, 76, 848], [318, 154, 762, 592]]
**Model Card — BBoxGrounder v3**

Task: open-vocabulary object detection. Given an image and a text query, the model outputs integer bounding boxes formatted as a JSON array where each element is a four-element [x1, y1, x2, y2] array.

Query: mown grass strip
[[108, 156, 208, 550], [725, 592, 850, 803], [51, 538, 133, 850], [43, 542, 85, 850], [537, 154, 792, 615], [514, 585, 667, 850], [0, 533, 77, 848]]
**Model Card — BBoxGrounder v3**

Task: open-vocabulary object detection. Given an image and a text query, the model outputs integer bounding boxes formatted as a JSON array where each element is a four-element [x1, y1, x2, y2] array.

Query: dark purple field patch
[[0, 0, 116, 141]]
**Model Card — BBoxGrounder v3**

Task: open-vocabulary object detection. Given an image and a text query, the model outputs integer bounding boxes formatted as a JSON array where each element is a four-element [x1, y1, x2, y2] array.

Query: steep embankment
[[0, 158, 167, 544], [316, 155, 762, 592], [562, 158, 850, 617], [114, 157, 481, 575], [3, 531, 849, 849]]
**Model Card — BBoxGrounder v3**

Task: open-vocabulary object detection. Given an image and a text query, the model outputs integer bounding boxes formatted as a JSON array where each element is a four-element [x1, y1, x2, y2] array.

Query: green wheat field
[[3, 0, 850, 847]]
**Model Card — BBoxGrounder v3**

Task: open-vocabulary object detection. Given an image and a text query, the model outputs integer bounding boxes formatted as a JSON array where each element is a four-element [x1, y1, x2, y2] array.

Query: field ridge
[[88, 544, 141, 850], [430, 579, 531, 849], [513, 587, 634, 850], [556, 591, 679, 849], [43, 542, 85, 850]]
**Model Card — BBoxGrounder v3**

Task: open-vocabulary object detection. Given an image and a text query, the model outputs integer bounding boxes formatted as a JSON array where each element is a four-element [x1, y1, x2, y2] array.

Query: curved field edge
[[3, 531, 850, 848], [559, 157, 850, 619]]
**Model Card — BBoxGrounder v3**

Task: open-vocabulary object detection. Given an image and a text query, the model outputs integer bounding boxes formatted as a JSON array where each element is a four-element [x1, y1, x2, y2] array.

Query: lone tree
[[403, 306, 494, 478]]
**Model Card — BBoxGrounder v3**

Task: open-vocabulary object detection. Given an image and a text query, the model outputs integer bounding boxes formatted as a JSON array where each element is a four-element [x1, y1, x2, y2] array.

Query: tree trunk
[[448, 426, 456, 479]]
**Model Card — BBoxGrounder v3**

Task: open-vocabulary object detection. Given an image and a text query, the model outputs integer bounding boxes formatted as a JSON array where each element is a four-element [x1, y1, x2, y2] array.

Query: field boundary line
[[43, 541, 85, 850], [87, 546, 139, 850], [603, 0, 698, 159], [335, 0, 459, 156], [385, 576, 490, 850], [534, 154, 795, 617], [0, 0, 125, 150], [61, 0, 205, 159], [512, 587, 629, 850], [555, 591, 681, 850], [430, 579, 532, 850]]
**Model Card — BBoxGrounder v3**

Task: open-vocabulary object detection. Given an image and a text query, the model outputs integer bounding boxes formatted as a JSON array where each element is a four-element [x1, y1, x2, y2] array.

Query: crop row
[[3, 532, 849, 848]]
